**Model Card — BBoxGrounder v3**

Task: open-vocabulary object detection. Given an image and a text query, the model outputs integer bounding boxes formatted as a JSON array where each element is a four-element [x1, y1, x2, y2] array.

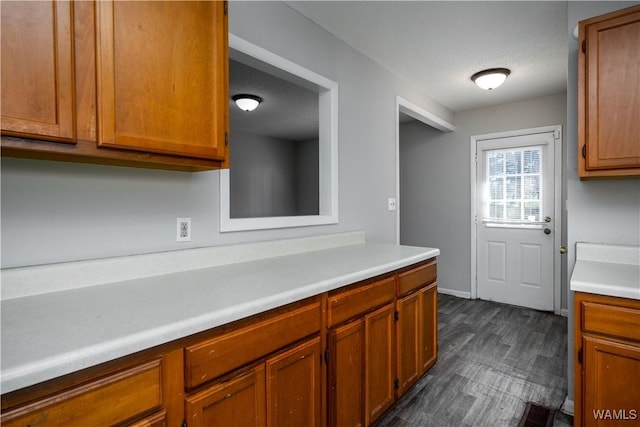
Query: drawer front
[[328, 277, 395, 327], [1, 360, 162, 427], [185, 301, 321, 389], [398, 261, 436, 297], [582, 301, 640, 342]]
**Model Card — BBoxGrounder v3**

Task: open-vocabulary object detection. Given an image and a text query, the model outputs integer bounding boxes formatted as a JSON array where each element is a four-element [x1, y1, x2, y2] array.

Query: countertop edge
[[1, 245, 439, 394]]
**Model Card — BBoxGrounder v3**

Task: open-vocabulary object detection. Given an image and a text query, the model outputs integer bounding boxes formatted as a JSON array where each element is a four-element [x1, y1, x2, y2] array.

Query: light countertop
[[570, 242, 640, 300], [1, 241, 439, 394]]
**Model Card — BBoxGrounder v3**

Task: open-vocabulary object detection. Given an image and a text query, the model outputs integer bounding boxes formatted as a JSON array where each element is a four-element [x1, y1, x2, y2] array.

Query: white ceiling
[[284, 1, 569, 112], [229, 58, 319, 141]]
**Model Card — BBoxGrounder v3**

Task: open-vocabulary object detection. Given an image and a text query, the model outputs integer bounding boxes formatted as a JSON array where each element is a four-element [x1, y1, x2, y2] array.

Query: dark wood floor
[[377, 294, 572, 427]]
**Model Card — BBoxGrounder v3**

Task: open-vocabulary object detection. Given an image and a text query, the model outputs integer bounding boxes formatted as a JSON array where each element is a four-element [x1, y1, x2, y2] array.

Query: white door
[[476, 132, 555, 311]]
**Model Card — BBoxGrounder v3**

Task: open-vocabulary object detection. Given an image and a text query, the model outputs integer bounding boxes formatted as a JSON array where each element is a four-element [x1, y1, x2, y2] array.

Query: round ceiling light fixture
[[470, 68, 511, 90], [232, 94, 262, 112]]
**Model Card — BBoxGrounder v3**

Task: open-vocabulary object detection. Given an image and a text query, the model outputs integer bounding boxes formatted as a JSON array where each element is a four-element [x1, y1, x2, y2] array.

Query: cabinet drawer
[[398, 261, 437, 297], [582, 301, 640, 342], [185, 301, 321, 389], [328, 277, 395, 327], [1, 359, 162, 427]]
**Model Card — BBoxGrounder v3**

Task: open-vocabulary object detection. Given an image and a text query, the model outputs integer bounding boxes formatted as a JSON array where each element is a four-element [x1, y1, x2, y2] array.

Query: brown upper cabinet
[[578, 5, 640, 178], [1, 1, 229, 172], [0, 1, 76, 142]]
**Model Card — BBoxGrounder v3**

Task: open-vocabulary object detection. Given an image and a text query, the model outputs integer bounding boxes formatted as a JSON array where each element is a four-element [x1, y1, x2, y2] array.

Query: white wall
[[0, 1, 453, 269], [229, 130, 318, 218], [296, 138, 320, 215], [230, 130, 298, 218], [565, 0, 640, 407], [400, 92, 568, 299]]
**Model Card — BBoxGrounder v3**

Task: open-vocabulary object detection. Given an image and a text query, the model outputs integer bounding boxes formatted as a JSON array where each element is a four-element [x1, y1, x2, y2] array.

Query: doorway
[[395, 96, 456, 244], [471, 126, 562, 313]]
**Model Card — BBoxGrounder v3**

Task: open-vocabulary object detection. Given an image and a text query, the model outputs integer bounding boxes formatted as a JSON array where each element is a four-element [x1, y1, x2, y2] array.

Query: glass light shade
[[471, 68, 510, 90], [233, 95, 262, 112]]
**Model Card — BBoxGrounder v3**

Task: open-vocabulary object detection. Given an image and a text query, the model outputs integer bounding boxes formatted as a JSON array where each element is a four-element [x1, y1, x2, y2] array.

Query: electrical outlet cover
[[176, 217, 191, 242]]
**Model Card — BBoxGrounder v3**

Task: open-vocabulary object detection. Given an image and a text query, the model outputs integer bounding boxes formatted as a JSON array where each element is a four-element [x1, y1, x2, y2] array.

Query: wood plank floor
[[377, 294, 573, 426]]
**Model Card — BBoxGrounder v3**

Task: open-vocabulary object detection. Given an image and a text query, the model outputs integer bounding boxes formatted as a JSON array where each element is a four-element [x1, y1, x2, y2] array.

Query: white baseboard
[[561, 397, 574, 416], [561, 308, 569, 317], [437, 287, 472, 299]]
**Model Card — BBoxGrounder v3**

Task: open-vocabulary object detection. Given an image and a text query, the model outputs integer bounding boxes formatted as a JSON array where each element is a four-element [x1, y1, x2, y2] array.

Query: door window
[[485, 146, 543, 226]]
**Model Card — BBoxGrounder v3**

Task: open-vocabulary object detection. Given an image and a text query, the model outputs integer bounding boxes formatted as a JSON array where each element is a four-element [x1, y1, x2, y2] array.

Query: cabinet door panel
[[420, 283, 438, 373], [266, 338, 321, 427], [1, 0, 75, 141], [365, 304, 395, 425], [397, 292, 420, 395], [582, 336, 640, 427], [585, 11, 640, 170], [328, 320, 364, 427], [185, 366, 266, 427], [96, 1, 228, 160]]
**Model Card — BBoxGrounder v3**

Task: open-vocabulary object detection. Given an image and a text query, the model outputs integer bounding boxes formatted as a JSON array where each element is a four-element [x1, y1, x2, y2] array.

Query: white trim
[[470, 125, 563, 315], [397, 96, 456, 132], [437, 287, 472, 299], [221, 34, 339, 232], [561, 308, 569, 317], [395, 96, 455, 244], [561, 397, 575, 416]]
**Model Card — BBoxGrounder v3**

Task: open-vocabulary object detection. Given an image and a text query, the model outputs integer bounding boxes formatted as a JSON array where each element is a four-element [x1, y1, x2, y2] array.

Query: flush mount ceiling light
[[471, 68, 511, 90], [232, 94, 262, 112]]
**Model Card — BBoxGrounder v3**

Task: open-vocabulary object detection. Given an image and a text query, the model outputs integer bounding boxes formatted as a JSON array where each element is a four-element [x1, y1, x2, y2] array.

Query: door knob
[[544, 228, 551, 235], [544, 216, 551, 223]]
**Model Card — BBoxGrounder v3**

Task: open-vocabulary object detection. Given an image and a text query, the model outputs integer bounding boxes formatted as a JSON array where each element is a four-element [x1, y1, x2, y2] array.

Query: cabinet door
[[364, 303, 395, 426], [266, 337, 321, 427], [95, 1, 228, 161], [328, 319, 364, 427], [420, 284, 438, 373], [582, 336, 640, 427], [397, 292, 420, 396], [581, 6, 640, 173], [1, 1, 75, 141], [185, 366, 266, 427]]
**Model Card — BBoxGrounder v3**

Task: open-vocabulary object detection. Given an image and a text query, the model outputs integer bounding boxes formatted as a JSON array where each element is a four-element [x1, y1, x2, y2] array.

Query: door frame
[[470, 125, 563, 314]]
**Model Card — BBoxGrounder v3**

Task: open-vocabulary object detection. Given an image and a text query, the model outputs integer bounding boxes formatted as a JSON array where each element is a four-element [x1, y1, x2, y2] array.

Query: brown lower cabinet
[[185, 337, 321, 427], [0, 260, 437, 427], [574, 292, 640, 427], [327, 260, 438, 427]]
